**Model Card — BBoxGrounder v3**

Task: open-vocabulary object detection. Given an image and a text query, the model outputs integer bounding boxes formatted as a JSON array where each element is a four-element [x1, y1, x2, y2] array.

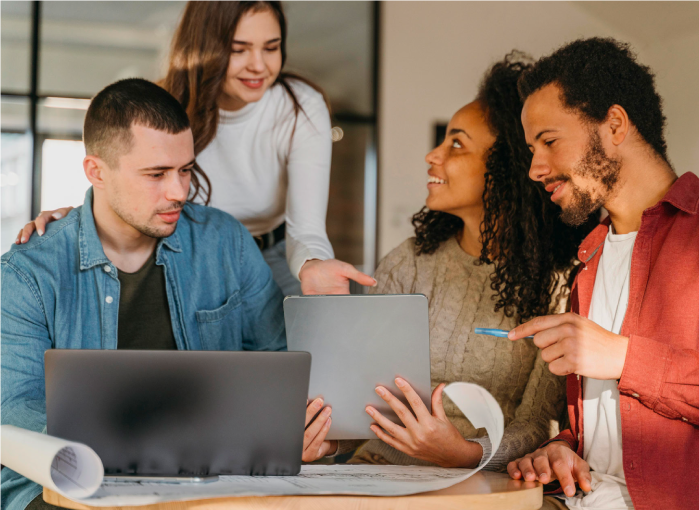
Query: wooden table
[[44, 471, 542, 510]]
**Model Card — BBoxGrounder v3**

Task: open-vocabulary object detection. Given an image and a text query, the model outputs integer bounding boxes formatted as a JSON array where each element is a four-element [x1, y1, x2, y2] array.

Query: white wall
[[645, 30, 699, 176], [378, 1, 699, 258]]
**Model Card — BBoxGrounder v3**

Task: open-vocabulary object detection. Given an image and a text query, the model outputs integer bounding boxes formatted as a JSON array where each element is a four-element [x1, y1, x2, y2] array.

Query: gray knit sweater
[[347, 237, 566, 471]]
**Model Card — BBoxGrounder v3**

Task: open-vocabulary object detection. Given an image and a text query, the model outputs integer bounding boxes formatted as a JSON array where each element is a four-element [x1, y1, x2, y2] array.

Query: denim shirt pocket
[[195, 291, 243, 351]]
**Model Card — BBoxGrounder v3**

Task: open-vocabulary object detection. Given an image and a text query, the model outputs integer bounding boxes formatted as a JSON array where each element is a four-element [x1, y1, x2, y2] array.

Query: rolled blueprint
[[1, 425, 104, 499], [444, 382, 505, 465]]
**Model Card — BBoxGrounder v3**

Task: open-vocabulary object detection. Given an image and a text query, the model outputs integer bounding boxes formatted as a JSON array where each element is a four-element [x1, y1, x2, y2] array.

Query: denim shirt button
[[104, 265, 111, 273], [105, 296, 113, 304]]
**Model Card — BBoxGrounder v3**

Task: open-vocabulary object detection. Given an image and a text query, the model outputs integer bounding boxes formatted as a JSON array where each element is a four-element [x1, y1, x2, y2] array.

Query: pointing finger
[[508, 313, 574, 341], [344, 264, 377, 287]]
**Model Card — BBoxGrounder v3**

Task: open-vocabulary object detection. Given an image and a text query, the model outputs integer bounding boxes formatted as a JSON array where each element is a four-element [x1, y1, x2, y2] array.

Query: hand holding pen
[[474, 328, 533, 339], [489, 313, 629, 380]]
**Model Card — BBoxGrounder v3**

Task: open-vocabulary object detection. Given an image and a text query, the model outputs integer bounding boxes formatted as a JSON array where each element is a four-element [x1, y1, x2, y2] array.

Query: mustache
[[154, 202, 185, 215], [542, 174, 571, 188]]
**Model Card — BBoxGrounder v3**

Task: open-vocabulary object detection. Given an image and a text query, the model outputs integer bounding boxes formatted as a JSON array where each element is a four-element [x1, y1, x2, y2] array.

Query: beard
[[110, 196, 185, 239], [558, 180, 602, 227], [554, 130, 622, 227]]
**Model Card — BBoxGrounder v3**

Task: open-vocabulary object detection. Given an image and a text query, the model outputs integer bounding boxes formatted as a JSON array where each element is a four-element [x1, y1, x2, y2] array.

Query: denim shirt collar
[[78, 187, 182, 271]]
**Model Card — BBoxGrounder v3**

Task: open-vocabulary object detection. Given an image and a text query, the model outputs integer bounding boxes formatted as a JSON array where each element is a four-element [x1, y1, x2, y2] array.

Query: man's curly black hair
[[517, 37, 669, 162], [412, 52, 598, 323]]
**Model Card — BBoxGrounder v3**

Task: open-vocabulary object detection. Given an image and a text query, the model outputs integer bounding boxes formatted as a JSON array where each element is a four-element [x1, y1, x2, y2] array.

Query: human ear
[[83, 155, 108, 189], [605, 105, 630, 146]]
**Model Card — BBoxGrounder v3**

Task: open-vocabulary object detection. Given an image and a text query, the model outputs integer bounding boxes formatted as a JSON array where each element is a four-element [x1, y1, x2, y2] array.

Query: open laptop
[[284, 294, 431, 440], [45, 350, 311, 479]]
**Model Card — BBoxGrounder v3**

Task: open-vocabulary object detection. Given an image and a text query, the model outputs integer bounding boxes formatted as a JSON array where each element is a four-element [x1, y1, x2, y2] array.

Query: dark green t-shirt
[[117, 251, 177, 350], [25, 255, 175, 507]]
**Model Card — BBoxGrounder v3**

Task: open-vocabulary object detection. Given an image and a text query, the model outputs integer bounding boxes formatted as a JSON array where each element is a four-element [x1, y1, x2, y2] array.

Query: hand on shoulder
[[16, 207, 74, 244]]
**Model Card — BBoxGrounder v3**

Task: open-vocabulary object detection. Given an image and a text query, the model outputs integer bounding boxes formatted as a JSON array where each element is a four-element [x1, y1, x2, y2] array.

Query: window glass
[[1, 1, 31, 93], [36, 98, 89, 214], [40, 139, 89, 212], [39, 1, 184, 96], [1, 98, 32, 253]]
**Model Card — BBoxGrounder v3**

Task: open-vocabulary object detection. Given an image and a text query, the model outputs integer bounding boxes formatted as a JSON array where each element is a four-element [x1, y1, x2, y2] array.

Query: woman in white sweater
[[18, 1, 374, 297]]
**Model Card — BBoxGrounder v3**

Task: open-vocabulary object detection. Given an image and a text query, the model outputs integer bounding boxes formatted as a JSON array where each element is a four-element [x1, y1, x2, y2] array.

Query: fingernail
[[38, 229, 43, 236], [15, 238, 20, 244], [325, 417, 331, 427], [508, 330, 515, 339], [52, 212, 63, 220], [565, 486, 574, 496], [365, 406, 374, 416], [314, 398, 324, 408], [395, 377, 406, 387], [375, 387, 386, 396], [372, 278, 377, 286], [21, 236, 26, 243], [514, 471, 521, 478], [540, 473, 548, 482], [322, 407, 331, 416]]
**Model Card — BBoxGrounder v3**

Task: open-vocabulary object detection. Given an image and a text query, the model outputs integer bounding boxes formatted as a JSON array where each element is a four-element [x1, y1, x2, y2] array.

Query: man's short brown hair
[[83, 78, 211, 204], [83, 78, 191, 168]]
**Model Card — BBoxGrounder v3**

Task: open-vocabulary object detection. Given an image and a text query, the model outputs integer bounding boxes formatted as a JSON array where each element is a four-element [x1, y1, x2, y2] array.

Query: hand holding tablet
[[366, 379, 484, 468], [284, 294, 432, 440], [302, 397, 337, 461]]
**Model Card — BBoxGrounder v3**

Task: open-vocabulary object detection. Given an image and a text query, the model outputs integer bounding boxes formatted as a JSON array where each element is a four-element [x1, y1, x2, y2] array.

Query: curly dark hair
[[412, 52, 598, 322], [517, 37, 668, 162]]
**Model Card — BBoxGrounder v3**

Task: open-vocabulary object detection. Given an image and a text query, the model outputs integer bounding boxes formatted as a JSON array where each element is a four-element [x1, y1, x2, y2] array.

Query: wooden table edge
[[44, 478, 543, 510]]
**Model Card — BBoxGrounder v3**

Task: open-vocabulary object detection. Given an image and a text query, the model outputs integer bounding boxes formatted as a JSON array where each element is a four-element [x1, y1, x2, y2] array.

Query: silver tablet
[[284, 294, 431, 440]]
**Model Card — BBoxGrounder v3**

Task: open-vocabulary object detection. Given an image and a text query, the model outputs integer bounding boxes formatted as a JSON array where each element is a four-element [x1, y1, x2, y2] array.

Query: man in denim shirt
[[0, 79, 302, 510]]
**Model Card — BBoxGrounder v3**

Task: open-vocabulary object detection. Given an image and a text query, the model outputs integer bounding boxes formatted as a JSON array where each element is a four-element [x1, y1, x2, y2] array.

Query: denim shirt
[[1, 188, 286, 510]]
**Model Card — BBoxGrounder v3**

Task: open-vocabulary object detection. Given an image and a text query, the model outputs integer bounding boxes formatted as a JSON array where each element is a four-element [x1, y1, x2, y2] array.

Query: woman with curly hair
[[342, 53, 598, 470]]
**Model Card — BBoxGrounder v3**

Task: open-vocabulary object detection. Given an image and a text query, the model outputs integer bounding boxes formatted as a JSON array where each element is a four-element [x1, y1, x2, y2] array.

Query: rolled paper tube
[[1, 425, 104, 500]]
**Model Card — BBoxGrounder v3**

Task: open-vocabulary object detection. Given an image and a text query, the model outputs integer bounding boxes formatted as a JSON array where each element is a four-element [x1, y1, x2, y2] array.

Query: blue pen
[[474, 328, 534, 339]]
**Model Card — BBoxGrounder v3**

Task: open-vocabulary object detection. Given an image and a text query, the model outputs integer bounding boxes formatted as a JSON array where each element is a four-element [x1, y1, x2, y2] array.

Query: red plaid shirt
[[546, 172, 699, 510]]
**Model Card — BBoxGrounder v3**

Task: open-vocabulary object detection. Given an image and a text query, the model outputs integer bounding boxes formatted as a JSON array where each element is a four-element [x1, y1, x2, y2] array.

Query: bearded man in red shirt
[[507, 38, 698, 510]]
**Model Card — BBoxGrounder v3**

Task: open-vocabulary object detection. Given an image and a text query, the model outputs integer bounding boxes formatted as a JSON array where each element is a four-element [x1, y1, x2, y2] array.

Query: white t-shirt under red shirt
[[564, 227, 637, 510]]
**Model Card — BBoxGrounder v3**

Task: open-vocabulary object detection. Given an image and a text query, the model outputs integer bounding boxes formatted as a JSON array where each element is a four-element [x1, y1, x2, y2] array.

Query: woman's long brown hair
[[162, 1, 327, 160]]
